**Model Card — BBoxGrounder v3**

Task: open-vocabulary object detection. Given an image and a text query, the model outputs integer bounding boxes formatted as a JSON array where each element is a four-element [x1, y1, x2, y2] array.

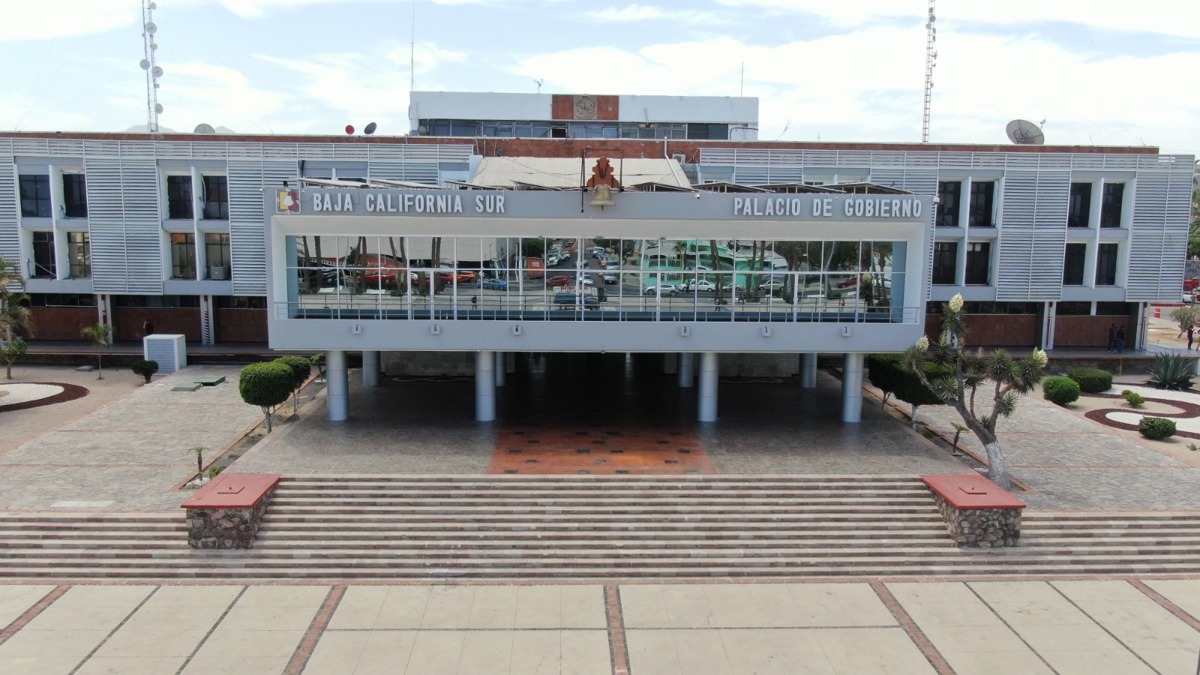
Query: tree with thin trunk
[[0, 255, 34, 342], [80, 323, 112, 380], [902, 294, 1046, 489]]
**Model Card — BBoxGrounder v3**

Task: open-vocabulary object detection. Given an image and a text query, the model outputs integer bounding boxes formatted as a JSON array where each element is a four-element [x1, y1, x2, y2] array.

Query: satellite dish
[[364, 122, 377, 135], [193, 123, 216, 134], [1006, 119, 1045, 145]]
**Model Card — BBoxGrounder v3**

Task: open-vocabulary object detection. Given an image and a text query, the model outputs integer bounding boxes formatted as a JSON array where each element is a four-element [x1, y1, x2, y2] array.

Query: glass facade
[[283, 235, 911, 323]]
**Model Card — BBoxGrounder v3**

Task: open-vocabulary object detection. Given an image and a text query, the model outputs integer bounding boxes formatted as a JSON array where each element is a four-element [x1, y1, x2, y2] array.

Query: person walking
[[1189, 325, 1195, 351], [142, 319, 155, 338], [1107, 323, 1118, 352], [1116, 327, 1127, 354]]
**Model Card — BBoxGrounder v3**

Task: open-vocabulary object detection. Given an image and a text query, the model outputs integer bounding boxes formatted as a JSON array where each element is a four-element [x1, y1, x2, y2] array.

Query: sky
[[1, 0, 1197, 155]]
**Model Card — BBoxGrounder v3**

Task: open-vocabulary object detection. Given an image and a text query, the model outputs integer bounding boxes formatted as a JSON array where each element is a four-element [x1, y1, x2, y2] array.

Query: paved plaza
[[2, 579, 1200, 674], [3, 343, 1200, 672]]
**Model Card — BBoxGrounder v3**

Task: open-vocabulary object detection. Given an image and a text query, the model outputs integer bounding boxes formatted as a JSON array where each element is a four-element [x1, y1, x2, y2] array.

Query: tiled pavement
[[6, 356, 1200, 672], [2, 580, 1199, 674]]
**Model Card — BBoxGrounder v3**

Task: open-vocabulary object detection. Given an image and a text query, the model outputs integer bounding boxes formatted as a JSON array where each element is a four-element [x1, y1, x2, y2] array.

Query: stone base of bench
[[186, 502, 269, 549], [928, 491, 1023, 547], [182, 474, 280, 550], [921, 474, 1026, 548]]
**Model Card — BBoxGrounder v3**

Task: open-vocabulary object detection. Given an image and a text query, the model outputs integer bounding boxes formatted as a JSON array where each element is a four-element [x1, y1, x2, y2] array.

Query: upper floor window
[[967, 181, 995, 227], [1068, 183, 1091, 228], [1099, 183, 1124, 228], [166, 175, 193, 219], [1063, 243, 1086, 285], [62, 174, 88, 218], [936, 181, 961, 227], [932, 242, 957, 285], [201, 176, 229, 220], [965, 242, 991, 285], [20, 175, 51, 218], [1096, 243, 1119, 285], [205, 232, 230, 279], [170, 232, 196, 279], [66, 232, 90, 278], [31, 231, 56, 277]]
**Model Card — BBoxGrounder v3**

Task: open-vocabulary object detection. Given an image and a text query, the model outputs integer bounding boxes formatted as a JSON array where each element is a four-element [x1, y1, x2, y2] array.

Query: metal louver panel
[[228, 159, 297, 296], [84, 157, 163, 295], [995, 171, 1069, 301], [0, 159, 18, 263], [1126, 169, 1190, 301], [368, 161, 440, 184]]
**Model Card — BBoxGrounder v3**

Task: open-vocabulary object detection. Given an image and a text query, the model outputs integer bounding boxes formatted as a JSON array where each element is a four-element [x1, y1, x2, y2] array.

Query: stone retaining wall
[[186, 500, 270, 549], [930, 492, 1022, 547]]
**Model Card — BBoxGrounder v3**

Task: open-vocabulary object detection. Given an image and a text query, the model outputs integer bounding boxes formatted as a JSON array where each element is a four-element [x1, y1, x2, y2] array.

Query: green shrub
[[868, 353, 947, 427], [1067, 367, 1112, 393], [1148, 352, 1195, 391], [1138, 416, 1176, 440], [1042, 376, 1080, 406], [275, 355, 312, 390], [130, 359, 159, 383], [238, 361, 295, 432], [1121, 389, 1146, 407]]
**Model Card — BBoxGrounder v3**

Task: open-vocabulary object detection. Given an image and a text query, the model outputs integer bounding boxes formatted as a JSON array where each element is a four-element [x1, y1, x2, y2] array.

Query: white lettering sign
[[737, 196, 920, 219]]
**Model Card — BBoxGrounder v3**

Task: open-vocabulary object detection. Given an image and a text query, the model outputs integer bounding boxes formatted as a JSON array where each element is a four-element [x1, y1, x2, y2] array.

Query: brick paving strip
[[1130, 579, 1200, 631], [283, 584, 346, 675], [605, 584, 630, 675], [0, 584, 70, 648], [869, 580, 954, 675]]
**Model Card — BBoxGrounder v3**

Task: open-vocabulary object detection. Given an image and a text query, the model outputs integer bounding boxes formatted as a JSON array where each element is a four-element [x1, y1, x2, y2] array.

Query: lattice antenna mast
[[921, 0, 937, 143], [139, 0, 164, 132]]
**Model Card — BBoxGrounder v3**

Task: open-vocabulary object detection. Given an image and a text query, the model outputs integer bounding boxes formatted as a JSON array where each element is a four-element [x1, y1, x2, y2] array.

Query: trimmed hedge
[[1122, 389, 1146, 407], [1067, 367, 1112, 393], [1139, 416, 1177, 440], [1042, 376, 1080, 406], [867, 354, 948, 407], [130, 359, 159, 383]]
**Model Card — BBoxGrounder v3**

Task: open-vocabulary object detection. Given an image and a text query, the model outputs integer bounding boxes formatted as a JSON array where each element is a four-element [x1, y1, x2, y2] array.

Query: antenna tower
[[921, 0, 937, 143], [139, 1, 164, 132]]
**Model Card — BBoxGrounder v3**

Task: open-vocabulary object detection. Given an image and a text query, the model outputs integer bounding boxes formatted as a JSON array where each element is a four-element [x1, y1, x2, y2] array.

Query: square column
[[326, 349, 348, 422]]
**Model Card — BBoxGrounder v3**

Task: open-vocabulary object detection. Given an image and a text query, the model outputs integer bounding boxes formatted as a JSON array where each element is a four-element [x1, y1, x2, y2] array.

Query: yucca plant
[[1147, 352, 1195, 390]]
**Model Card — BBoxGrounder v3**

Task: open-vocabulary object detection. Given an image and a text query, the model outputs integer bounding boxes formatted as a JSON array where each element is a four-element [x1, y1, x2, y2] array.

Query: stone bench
[[181, 474, 281, 549], [921, 474, 1026, 548]]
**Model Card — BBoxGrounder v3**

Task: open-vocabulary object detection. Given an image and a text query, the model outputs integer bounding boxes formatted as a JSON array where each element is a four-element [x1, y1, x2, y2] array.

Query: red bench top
[[181, 473, 281, 510], [921, 474, 1026, 510]]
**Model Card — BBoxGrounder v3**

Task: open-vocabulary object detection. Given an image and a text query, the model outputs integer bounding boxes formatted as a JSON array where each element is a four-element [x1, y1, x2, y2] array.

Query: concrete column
[[678, 353, 694, 388], [698, 352, 718, 423], [800, 353, 818, 389], [476, 351, 496, 422], [327, 350, 348, 422], [494, 352, 506, 387], [841, 352, 864, 423], [362, 351, 380, 387]]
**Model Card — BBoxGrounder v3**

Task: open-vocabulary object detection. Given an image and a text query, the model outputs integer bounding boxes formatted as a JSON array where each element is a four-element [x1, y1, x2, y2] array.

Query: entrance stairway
[[2, 475, 1200, 580]]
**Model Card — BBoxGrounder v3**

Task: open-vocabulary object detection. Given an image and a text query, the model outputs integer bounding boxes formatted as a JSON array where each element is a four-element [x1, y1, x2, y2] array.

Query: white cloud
[[0, 0, 141, 41], [584, 4, 725, 26], [254, 42, 466, 133], [218, 0, 502, 21], [151, 62, 293, 134], [716, 0, 1200, 39]]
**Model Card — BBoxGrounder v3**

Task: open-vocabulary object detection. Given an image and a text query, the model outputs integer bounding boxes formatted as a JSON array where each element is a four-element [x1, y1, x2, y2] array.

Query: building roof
[[467, 157, 691, 190]]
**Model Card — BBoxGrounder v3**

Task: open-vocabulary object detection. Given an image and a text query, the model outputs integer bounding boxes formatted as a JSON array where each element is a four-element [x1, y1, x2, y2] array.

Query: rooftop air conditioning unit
[[209, 265, 229, 280], [672, 153, 686, 164]]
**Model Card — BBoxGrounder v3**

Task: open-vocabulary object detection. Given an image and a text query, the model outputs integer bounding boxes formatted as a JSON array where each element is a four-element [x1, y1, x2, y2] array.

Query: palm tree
[[0, 255, 33, 341], [80, 323, 112, 379]]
